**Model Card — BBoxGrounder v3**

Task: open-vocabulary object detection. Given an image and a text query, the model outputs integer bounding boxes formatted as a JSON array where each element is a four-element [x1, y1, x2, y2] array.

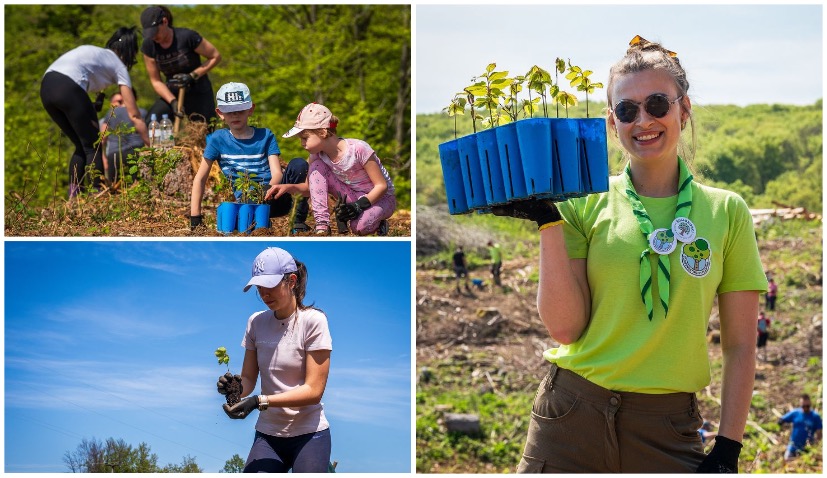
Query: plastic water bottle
[[160, 114, 174, 149], [148, 113, 160, 149]]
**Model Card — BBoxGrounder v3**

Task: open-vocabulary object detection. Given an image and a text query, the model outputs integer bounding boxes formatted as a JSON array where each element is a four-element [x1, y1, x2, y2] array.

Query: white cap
[[243, 247, 297, 292], [216, 82, 253, 113]]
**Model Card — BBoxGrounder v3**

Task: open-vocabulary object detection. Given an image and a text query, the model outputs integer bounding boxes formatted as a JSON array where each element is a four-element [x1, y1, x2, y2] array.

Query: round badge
[[672, 217, 696, 243], [649, 228, 677, 255], [680, 237, 712, 278]]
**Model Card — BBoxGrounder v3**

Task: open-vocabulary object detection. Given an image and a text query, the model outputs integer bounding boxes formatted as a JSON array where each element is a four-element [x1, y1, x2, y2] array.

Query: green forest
[[4, 4, 411, 208], [417, 100, 822, 213]]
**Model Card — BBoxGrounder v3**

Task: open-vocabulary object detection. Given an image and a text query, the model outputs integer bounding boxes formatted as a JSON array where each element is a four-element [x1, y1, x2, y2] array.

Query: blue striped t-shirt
[[203, 127, 281, 200]]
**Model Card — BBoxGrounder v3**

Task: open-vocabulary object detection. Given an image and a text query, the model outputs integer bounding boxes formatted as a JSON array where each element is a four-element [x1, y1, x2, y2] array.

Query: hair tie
[[329, 120, 338, 128], [629, 34, 678, 58]]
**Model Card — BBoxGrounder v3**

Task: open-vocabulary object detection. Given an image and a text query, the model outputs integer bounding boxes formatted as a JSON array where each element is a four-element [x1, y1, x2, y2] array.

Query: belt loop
[[547, 363, 559, 391]]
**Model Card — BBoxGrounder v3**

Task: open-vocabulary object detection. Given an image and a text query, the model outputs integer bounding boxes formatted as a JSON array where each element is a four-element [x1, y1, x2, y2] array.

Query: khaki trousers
[[517, 364, 706, 473]]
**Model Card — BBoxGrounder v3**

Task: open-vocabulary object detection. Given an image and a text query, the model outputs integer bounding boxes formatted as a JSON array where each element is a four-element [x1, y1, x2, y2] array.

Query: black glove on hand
[[223, 395, 259, 420], [491, 198, 562, 230], [168, 99, 185, 118], [190, 215, 203, 231], [695, 435, 742, 473], [332, 194, 350, 234], [337, 196, 371, 221], [171, 73, 196, 89], [94, 92, 106, 112], [216, 372, 242, 395]]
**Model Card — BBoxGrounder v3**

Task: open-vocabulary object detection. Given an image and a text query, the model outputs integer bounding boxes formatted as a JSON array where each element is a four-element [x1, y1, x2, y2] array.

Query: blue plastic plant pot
[[216, 202, 240, 234], [456, 134, 487, 209], [515, 118, 554, 197], [475, 128, 507, 205], [550, 119, 582, 196], [237, 203, 257, 234], [438, 139, 470, 215], [495, 122, 527, 201], [254, 204, 271, 230], [578, 118, 610, 194]]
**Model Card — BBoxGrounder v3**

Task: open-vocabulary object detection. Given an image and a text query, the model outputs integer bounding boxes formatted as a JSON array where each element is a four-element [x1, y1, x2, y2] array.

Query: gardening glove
[[491, 198, 562, 230], [93, 92, 106, 112], [332, 194, 350, 234], [190, 215, 203, 231], [695, 435, 742, 473], [223, 395, 259, 420], [168, 98, 185, 119], [171, 72, 196, 89], [337, 196, 371, 221], [217, 372, 243, 395]]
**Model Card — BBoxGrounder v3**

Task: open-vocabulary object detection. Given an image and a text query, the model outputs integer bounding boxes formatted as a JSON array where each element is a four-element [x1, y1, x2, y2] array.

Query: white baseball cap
[[216, 82, 253, 113], [243, 247, 297, 292], [283, 102, 337, 138]]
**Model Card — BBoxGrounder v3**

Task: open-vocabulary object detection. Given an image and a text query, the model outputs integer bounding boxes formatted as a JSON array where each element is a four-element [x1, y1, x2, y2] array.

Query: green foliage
[[232, 172, 265, 204], [63, 437, 201, 473], [221, 454, 245, 473], [215, 346, 230, 370], [5, 4, 410, 209]]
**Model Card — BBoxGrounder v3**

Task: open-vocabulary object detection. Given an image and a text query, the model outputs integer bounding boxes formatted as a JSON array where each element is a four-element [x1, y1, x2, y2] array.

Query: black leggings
[[146, 84, 217, 126], [267, 158, 309, 222], [40, 71, 104, 195]]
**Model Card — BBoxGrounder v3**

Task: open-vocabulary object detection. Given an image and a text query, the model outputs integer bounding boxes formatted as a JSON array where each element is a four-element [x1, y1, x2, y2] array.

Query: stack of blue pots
[[439, 117, 609, 215], [216, 202, 271, 235]]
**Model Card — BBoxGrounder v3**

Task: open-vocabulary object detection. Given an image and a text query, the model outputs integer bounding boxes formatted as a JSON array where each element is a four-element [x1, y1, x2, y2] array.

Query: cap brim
[[217, 102, 253, 113], [243, 273, 285, 292], [282, 126, 303, 138], [143, 26, 159, 39]]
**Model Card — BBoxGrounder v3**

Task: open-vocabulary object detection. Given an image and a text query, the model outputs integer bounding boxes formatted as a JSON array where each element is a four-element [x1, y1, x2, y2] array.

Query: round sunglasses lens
[[646, 95, 672, 118], [615, 102, 638, 123]]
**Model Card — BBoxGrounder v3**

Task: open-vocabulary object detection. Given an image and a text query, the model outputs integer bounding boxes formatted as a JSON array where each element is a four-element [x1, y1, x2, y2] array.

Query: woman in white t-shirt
[[40, 26, 149, 197], [217, 247, 333, 473]]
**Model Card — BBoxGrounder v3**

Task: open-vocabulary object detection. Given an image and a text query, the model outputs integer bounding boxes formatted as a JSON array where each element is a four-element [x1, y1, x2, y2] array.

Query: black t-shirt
[[452, 251, 466, 268], [142, 27, 210, 93]]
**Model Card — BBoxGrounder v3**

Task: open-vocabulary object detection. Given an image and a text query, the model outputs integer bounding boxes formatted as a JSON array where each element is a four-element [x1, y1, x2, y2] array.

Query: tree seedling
[[215, 346, 242, 406]]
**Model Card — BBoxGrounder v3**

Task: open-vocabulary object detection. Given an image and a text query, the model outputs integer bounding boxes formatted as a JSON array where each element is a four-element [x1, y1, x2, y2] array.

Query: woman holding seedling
[[495, 36, 766, 473], [40, 26, 149, 198], [217, 247, 332, 473]]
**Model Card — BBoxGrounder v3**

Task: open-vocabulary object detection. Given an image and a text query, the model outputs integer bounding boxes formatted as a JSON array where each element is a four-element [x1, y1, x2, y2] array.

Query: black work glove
[[168, 98, 185, 119], [223, 395, 259, 420], [171, 72, 196, 89], [337, 196, 371, 221], [93, 92, 106, 112], [332, 194, 350, 234], [695, 435, 742, 473], [216, 372, 242, 395], [190, 215, 203, 231], [491, 198, 562, 229]]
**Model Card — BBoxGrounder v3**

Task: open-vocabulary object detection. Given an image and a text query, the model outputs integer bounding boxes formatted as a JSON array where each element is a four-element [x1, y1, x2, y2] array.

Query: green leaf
[[489, 71, 509, 81], [485, 62, 497, 73], [583, 70, 593, 78], [565, 71, 578, 80]]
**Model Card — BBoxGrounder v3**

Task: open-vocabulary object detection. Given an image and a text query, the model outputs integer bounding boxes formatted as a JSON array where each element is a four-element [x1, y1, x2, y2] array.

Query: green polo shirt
[[545, 175, 767, 393]]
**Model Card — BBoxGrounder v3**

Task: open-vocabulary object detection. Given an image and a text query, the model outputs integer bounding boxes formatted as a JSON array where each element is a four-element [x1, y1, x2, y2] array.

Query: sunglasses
[[612, 94, 683, 124]]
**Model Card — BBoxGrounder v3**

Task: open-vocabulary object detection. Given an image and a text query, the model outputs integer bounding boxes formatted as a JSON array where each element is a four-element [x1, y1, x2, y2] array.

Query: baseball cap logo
[[253, 258, 266, 275], [225, 91, 245, 102]]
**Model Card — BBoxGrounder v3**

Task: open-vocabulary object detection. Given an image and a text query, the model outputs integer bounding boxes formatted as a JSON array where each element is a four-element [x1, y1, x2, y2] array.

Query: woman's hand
[[217, 371, 242, 395], [492, 198, 562, 230], [223, 395, 259, 419]]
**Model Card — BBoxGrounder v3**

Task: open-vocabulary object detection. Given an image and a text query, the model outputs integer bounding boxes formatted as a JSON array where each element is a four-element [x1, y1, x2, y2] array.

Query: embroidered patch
[[680, 238, 711, 277]]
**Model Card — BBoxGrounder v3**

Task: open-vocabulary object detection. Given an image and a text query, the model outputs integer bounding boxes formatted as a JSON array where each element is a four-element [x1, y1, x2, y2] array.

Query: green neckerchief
[[623, 158, 693, 320]]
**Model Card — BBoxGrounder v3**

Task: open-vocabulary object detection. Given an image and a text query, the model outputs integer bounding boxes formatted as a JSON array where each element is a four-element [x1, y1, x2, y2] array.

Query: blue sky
[[416, 4, 823, 113], [4, 240, 412, 473]]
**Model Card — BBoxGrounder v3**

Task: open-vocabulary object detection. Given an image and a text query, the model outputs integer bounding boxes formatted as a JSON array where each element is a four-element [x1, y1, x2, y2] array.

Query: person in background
[[452, 245, 471, 294], [756, 310, 771, 361], [99, 89, 147, 184], [487, 240, 503, 287], [140, 5, 221, 125], [217, 247, 332, 472], [41, 26, 149, 197], [778, 393, 822, 461], [699, 421, 718, 447], [766, 277, 778, 311]]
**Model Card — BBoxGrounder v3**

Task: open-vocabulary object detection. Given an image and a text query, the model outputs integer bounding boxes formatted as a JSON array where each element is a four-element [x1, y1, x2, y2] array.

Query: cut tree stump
[[443, 413, 481, 435]]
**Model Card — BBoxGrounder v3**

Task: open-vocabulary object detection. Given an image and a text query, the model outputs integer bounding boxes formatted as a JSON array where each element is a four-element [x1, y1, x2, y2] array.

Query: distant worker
[[452, 245, 471, 294], [487, 240, 502, 287], [756, 311, 770, 361], [698, 421, 718, 446], [778, 393, 822, 461], [766, 277, 778, 311]]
